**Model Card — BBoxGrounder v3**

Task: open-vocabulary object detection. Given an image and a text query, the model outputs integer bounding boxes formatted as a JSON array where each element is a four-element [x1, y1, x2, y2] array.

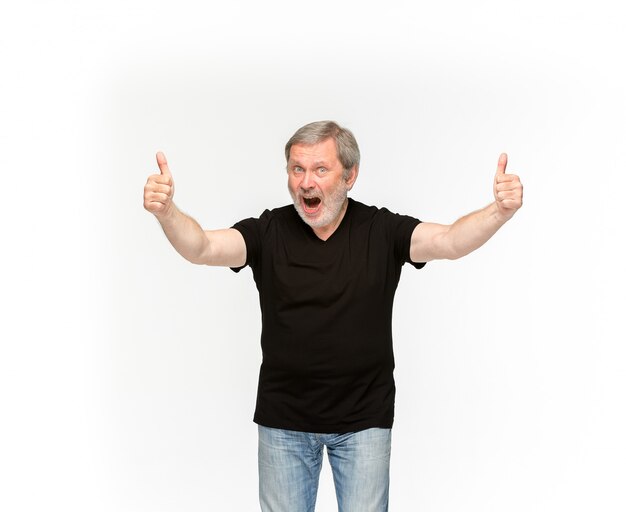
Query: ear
[[345, 165, 359, 190]]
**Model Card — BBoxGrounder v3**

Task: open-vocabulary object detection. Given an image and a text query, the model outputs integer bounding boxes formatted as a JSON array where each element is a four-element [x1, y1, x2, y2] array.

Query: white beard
[[290, 181, 349, 229]]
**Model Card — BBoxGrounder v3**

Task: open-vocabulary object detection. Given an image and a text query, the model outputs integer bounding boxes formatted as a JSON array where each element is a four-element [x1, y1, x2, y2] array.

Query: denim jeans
[[258, 425, 392, 512]]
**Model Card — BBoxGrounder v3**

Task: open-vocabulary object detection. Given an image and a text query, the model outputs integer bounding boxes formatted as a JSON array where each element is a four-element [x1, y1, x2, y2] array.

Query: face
[[287, 138, 357, 232]]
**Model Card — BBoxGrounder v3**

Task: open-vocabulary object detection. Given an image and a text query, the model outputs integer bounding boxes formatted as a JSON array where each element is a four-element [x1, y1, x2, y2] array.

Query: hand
[[493, 153, 523, 220], [144, 151, 175, 219]]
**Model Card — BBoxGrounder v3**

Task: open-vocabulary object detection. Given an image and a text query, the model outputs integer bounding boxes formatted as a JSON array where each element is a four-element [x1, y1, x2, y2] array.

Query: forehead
[[288, 138, 339, 164]]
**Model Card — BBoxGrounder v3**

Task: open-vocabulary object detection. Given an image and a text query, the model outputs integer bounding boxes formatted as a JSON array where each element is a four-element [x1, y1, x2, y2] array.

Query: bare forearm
[[158, 205, 210, 264], [144, 153, 246, 267], [445, 201, 509, 259], [411, 154, 523, 263]]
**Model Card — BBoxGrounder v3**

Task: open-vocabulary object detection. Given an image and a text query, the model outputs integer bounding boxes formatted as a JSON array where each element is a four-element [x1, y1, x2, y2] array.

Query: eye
[[292, 166, 304, 174], [317, 167, 328, 175]]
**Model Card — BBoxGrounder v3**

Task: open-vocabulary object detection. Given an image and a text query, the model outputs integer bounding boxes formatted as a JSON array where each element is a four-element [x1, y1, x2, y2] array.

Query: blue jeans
[[258, 425, 392, 512]]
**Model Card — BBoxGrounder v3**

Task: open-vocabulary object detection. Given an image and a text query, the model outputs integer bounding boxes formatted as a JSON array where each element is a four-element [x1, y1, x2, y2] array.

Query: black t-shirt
[[232, 198, 425, 433]]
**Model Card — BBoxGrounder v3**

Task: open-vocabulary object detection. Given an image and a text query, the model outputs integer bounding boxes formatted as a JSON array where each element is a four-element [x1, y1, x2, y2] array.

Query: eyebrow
[[289, 160, 331, 168]]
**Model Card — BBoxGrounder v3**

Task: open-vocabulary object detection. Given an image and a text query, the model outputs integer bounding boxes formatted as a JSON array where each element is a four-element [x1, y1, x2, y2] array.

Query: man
[[143, 121, 523, 511]]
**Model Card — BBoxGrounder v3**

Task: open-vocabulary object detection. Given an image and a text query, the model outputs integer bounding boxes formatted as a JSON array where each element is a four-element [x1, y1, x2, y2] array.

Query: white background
[[1, 1, 624, 510]]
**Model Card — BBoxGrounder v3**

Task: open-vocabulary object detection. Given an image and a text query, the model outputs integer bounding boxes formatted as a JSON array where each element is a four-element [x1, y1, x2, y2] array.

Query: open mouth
[[302, 196, 322, 213]]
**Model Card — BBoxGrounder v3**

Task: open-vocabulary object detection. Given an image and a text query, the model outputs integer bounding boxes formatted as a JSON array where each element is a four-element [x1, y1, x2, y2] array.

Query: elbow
[[180, 245, 212, 265], [446, 241, 472, 260], [178, 251, 207, 265]]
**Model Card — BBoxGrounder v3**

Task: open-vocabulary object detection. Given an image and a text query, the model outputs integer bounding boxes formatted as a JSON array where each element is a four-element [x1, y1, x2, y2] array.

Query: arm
[[410, 153, 523, 263], [143, 152, 246, 267]]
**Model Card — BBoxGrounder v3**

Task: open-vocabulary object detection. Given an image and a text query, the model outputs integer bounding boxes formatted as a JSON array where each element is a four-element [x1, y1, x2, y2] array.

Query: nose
[[300, 170, 315, 190]]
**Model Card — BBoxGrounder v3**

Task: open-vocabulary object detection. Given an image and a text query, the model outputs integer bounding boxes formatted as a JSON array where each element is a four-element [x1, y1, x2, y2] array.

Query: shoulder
[[348, 198, 381, 220], [232, 204, 301, 243], [235, 204, 294, 226], [266, 204, 297, 219], [230, 205, 296, 267], [349, 198, 419, 225], [259, 204, 298, 231]]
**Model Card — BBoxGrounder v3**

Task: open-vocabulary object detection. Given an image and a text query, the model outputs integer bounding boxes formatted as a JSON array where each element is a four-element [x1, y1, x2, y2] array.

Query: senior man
[[143, 120, 523, 512]]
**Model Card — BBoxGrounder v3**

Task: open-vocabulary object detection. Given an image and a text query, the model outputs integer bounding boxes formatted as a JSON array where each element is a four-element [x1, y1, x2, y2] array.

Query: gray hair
[[285, 121, 360, 178]]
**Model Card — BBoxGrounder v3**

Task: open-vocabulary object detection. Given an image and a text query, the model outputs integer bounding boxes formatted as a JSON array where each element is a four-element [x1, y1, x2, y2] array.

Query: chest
[[258, 222, 400, 307]]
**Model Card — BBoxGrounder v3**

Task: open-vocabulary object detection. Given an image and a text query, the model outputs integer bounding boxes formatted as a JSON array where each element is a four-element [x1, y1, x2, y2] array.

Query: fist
[[493, 153, 523, 220], [144, 151, 175, 219]]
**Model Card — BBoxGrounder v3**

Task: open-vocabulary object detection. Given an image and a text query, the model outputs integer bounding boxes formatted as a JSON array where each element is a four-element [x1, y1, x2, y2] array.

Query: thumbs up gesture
[[493, 153, 523, 220], [144, 152, 176, 220]]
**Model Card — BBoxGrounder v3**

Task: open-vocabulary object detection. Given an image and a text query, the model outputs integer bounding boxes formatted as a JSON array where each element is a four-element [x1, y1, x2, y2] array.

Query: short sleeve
[[384, 209, 426, 270], [230, 209, 271, 272]]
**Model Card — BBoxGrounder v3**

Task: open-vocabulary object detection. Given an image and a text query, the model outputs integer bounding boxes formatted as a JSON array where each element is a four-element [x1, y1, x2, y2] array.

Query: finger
[[495, 174, 519, 184], [156, 151, 171, 177], [148, 192, 170, 203], [145, 200, 169, 214], [500, 198, 523, 209], [147, 182, 172, 195], [496, 153, 508, 175], [495, 177, 521, 190], [148, 173, 173, 186], [496, 189, 519, 201]]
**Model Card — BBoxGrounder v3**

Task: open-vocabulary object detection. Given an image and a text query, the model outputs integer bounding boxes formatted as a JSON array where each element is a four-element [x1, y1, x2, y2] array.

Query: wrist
[[492, 202, 515, 224], [156, 203, 178, 226]]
